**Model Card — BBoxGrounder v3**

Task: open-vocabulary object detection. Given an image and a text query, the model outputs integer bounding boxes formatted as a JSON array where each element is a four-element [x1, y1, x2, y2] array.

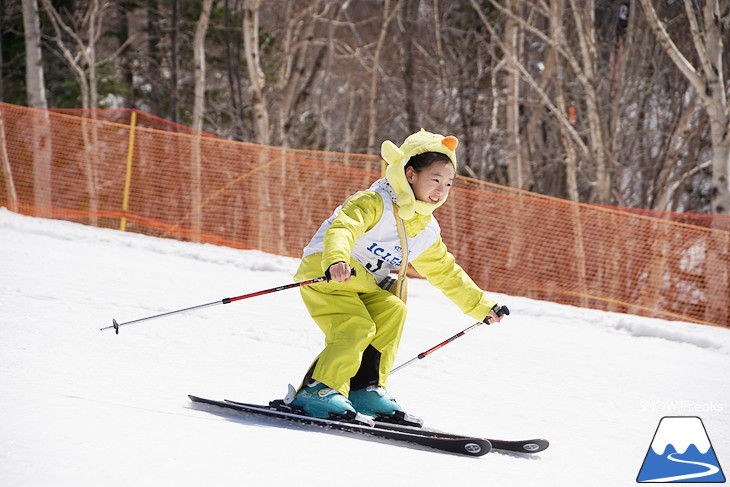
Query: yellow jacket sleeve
[[321, 191, 384, 273], [411, 237, 498, 321]]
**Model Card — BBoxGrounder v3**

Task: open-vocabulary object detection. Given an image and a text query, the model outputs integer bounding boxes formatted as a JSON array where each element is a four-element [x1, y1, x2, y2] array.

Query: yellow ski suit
[[294, 185, 498, 397]]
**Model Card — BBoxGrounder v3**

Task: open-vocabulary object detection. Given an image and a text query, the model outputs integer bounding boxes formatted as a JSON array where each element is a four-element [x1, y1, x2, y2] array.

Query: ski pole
[[390, 305, 509, 374], [100, 270, 354, 334]]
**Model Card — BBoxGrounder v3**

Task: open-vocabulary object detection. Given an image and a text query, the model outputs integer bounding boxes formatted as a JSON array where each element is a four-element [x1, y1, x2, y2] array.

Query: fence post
[[120, 110, 137, 231]]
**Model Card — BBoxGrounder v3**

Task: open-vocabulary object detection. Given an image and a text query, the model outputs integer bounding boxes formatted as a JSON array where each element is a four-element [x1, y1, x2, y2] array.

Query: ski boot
[[285, 381, 374, 425], [349, 386, 423, 427]]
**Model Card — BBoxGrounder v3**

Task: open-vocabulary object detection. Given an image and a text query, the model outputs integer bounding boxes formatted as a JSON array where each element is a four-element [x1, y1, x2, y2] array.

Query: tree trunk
[[87, 0, 101, 111], [431, 0, 447, 98], [85, 1, 102, 225], [366, 0, 401, 154], [242, 0, 272, 251], [117, 1, 135, 108], [545, 0, 579, 202], [652, 94, 698, 211], [21, 0, 53, 218], [504, 0, 526, 189], [243, 0, 270, 145], [170, 0, 180, 123], [224, 0, 245, 140], [146, 0, 162, 116], [0, 108, 18, 212], [275, 1, 319, 148], [191, 0, 214, 242], [569, 0, 611, 204], [402, 0, 420, 132], [0, 2, 4, 102]]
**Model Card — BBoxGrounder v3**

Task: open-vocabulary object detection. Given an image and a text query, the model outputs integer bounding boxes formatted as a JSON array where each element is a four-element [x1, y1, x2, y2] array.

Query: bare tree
[[638, 0, 729, 216], [271, 0, 328, 148], [469, 0, 590, 192], [41, 0, 110, 111]]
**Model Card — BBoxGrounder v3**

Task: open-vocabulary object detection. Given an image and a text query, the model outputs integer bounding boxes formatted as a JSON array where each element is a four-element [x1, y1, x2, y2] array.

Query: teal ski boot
[[285, 382, 373, 425], [349, 385, 402, 416], [349, 386, 423, 426]]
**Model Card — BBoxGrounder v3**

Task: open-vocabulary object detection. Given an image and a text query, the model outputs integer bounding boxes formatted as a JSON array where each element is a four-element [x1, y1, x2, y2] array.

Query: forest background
[[3, 0, 730, 215]]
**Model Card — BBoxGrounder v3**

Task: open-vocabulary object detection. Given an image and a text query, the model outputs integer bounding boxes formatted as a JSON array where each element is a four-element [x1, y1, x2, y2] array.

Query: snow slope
[[1, 208, 728, 486]]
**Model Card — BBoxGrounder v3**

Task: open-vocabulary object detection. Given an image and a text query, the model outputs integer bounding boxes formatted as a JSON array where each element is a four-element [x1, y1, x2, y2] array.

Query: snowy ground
[[1, 207, 728, 486]]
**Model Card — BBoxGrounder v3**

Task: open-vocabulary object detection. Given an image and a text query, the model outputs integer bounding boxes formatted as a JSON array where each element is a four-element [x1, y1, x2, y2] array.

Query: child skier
[[287, 129, 505, 422]]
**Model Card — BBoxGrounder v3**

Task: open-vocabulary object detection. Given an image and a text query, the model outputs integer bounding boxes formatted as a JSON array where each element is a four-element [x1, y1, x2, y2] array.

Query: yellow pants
[[295, 254, 407, 397]]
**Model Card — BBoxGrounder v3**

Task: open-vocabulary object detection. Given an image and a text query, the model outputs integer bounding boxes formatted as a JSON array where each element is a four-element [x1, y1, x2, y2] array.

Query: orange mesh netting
[[1, 102, 728, 327]]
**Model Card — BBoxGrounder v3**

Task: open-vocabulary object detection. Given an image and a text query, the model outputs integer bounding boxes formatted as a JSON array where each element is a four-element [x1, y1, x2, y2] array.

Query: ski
[[188, 395, 491, 457], [224, 398, 549, 454], [371, 421, 549, 454]]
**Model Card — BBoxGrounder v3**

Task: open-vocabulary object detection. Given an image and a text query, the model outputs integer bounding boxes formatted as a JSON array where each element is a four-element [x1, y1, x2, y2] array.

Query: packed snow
[[1, 207, 728, 486]]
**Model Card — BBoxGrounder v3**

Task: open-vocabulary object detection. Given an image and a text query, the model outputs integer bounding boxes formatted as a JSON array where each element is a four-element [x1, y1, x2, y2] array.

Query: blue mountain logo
[[637, 416, 725, 483]]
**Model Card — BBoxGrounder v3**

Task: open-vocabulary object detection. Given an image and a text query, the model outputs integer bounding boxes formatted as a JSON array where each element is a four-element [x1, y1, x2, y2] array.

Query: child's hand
[[485, 309, 503, 324], [326, 261, 353, 282]]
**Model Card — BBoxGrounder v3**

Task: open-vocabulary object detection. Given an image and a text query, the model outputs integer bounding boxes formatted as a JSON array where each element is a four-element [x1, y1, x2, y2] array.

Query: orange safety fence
[[1, 102, 728, 328]]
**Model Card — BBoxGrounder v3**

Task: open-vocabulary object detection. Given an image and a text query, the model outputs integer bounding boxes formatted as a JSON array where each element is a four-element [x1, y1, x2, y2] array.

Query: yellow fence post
[[120, 110, 137, 231]]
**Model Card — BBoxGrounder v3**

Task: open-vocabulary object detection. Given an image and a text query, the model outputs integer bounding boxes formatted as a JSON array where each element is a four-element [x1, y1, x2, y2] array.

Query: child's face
[[405, 161, 455, 205]]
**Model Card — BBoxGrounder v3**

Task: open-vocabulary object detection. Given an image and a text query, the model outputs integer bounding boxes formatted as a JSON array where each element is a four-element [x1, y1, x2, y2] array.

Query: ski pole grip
[[495, 305, 509, 317]]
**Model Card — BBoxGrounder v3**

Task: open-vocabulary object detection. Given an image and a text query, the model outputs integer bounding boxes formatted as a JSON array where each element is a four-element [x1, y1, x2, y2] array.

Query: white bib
[[303, 181, 440, 282]]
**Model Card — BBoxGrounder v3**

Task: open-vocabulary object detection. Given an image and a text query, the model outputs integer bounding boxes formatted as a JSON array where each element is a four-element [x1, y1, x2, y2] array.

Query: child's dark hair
[[405, 151, 452, 173]]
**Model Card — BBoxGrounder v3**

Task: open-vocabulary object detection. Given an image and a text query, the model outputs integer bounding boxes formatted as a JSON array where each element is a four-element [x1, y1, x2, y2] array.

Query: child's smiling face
[[405, 161, 455, 205]]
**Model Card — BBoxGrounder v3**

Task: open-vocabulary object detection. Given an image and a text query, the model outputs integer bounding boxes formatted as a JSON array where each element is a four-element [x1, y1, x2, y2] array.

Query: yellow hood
[[380, 129, 458, 220]]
